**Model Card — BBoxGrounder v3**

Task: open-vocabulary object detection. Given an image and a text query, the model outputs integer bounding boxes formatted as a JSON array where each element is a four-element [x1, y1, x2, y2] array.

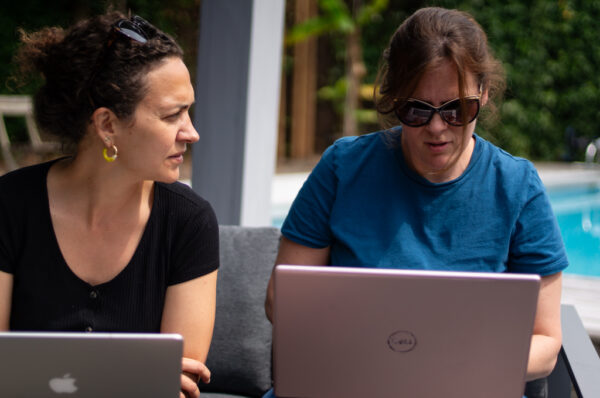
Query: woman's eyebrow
[[160, 103, 192, 113]]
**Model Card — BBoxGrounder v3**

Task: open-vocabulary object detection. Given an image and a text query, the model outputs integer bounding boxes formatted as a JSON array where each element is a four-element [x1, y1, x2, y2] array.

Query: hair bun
[[15, 27, 66, 81]]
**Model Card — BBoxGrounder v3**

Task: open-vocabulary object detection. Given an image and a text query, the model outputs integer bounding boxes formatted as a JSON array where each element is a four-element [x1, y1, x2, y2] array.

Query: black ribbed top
[[0, 160, 219, 332]]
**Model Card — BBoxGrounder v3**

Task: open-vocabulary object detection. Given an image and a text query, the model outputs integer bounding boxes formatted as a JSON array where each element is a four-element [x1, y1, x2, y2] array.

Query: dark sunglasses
[[109, 16, 151, 45], [394, 95, 481, 127]]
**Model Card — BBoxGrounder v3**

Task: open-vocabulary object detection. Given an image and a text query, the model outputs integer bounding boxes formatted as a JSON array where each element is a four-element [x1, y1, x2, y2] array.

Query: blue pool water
[[547, 184, 600, 277]]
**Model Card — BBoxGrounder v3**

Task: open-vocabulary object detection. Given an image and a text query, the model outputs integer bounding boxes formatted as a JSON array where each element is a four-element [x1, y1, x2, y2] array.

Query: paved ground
[[562, 274, 600, 339]]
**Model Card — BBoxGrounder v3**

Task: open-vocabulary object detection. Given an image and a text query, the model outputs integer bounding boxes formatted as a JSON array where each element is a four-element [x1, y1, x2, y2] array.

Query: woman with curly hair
[[0, 12, 218, 398]]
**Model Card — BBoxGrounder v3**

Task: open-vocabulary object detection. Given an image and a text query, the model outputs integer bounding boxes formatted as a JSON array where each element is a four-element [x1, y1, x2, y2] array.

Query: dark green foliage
[[0, 1, 98, 94], [2, 0, 599, 161], [0, 0, 199, 144], [0, 0, 199, 94]]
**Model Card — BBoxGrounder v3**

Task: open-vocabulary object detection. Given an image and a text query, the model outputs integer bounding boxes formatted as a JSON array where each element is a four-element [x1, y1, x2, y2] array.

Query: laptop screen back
[[273, 265, 540, 398], [0, 332, 182, 398]]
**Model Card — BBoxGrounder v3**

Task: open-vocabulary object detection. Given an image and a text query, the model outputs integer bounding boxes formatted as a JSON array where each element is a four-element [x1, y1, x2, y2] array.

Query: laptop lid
[[273, 265, 540, 398], [0, 332, 183, 398]]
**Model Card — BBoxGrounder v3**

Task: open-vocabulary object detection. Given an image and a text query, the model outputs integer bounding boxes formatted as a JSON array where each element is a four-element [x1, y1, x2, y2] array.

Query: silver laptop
[[0, 332, 183, 397], [273, 265, 540, 398]]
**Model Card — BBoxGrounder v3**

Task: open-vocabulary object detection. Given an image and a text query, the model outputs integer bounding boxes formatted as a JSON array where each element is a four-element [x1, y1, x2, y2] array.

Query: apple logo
[[49, 374, 78, 394]]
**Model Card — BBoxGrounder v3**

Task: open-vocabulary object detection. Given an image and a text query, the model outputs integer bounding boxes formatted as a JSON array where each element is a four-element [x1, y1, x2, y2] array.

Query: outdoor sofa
[[202, 225, 600, 398]]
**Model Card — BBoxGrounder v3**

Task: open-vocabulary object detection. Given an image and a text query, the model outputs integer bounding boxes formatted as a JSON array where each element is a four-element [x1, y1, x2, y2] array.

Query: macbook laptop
[[0, 332, 183, 397], [273, 265, 540, 398]]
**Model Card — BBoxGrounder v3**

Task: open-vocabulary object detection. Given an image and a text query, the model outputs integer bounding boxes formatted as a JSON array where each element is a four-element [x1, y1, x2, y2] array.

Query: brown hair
[[13, 11, 183, 147], [374, 7, 505, 129]]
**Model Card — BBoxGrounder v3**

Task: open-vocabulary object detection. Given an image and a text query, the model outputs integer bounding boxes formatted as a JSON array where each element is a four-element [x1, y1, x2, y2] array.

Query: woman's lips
[[168, 152, 184, 163], [427, 141, 449, 152]]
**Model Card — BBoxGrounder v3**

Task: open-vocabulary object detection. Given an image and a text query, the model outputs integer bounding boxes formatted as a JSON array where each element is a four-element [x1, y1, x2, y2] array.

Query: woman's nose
[[427, 111, 447, 133], [178, 114, 200, 143]]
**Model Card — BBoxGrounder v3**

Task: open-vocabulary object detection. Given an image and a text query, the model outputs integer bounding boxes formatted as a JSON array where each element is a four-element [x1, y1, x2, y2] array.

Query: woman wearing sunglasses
[[265, 7, 567, 397], [0, 12, 217, 398]]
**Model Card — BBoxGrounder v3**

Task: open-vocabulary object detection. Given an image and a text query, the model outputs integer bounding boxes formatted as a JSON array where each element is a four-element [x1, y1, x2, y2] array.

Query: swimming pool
[[547, 183, 600, 277]]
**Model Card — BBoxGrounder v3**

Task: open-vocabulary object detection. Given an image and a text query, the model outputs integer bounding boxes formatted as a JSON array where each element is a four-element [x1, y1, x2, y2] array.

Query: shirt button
[[90, 291, 98, 299], [85, 326, 93, 332]]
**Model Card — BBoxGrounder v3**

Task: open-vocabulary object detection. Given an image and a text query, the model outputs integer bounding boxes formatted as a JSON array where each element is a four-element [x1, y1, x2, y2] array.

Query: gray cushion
[[203, 225, 280, 397]]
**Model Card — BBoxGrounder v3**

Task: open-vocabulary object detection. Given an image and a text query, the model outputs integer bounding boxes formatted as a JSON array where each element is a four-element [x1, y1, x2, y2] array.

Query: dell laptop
[[273, 265, 540, 398]]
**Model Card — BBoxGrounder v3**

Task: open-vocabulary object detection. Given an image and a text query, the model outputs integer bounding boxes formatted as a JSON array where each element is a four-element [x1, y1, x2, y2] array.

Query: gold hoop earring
[[102, 145, 118, 162]]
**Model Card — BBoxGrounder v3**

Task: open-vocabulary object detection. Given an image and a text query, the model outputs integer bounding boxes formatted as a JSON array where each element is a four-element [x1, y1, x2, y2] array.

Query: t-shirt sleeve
[[508, 166, 569, 275], [168, 197, 220, 285], [281, 144, 338, 248], [0, 203, 13, 274], [0, 178, 20, 274]]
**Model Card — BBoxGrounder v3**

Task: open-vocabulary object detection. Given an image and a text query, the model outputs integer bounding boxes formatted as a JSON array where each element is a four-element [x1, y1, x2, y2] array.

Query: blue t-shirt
[[282, 129, 568, 275]]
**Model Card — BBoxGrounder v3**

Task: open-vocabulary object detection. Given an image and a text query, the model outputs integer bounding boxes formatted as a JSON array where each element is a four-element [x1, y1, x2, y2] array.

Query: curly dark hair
[[13, 11, 183, 147], [374, 7, 505, 129]]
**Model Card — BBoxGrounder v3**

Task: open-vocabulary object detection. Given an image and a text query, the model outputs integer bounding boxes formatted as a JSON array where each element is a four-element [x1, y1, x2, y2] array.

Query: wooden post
[[290, 0, 318, 159], [277, 65, 287, 159], [342, 0, 366, 137]]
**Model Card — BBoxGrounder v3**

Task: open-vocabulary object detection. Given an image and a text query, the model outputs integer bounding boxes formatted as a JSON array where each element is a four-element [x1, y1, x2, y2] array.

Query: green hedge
[[2, 1, 598, 161]]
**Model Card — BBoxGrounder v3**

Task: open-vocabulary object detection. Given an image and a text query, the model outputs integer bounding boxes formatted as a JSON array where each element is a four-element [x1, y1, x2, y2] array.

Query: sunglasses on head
[[87, 16, 154, 107], [110, 15, 151, 45], [393, 95, 481, 127]]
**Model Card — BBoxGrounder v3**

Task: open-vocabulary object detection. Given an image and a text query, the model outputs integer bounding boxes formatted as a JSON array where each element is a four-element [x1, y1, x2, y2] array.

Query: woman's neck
[[47, 151, 154, 229]]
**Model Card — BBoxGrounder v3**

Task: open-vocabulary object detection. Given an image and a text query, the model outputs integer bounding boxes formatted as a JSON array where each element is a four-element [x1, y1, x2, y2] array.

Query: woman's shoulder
[[0, 159, 58, 197], [156, 181, 213, 208], [154, 181, 217, 223], [329, 130, 391, 151], [476, 135, 537, 174], [475, 135, 543, 192], [323, 129, 396, 166], [152, 182, 219, 261]]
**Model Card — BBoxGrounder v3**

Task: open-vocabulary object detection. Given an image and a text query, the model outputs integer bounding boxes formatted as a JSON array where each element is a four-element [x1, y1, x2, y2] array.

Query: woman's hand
[[161, 272, 218, 397], [0, 271, 13, 331], [179, 357, 211, 398], [265, 236, 331, 323]]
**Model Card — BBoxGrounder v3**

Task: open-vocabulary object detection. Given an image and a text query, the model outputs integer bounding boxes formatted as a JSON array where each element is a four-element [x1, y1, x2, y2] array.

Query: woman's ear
[[90, 107, 118, 145], [481, 87, 489, 107]]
